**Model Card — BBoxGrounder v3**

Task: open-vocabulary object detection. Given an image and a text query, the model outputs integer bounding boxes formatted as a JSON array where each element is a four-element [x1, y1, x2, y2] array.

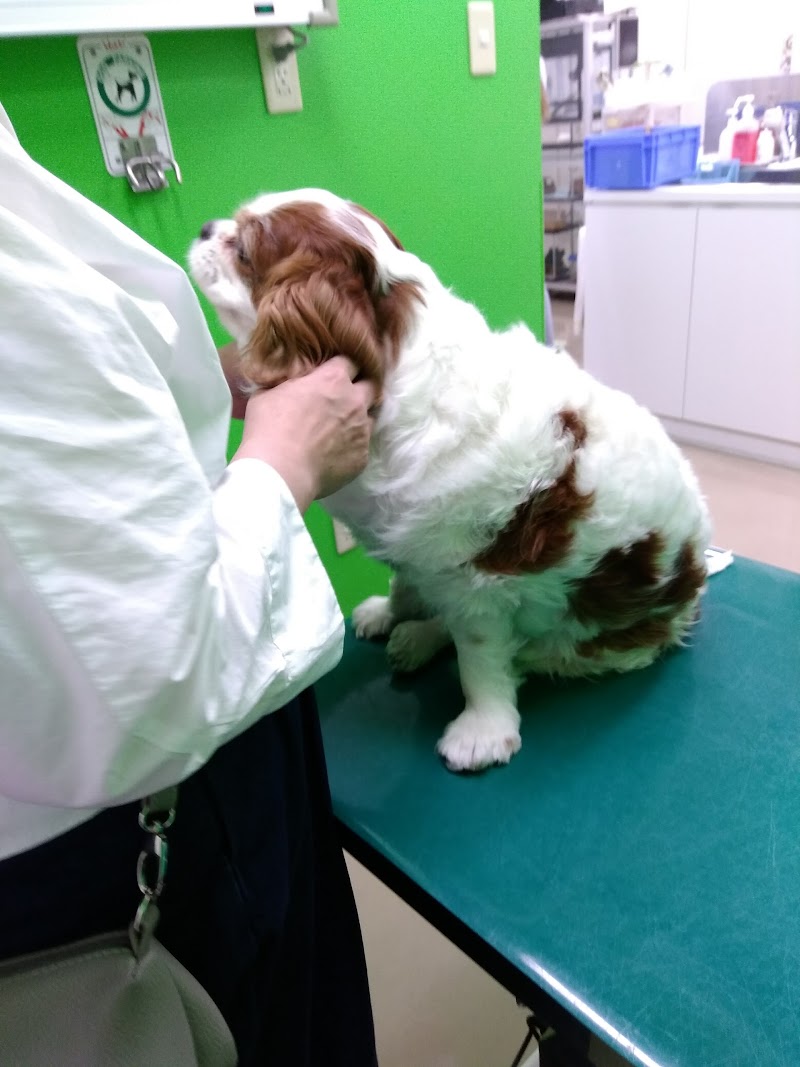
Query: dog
[[190, 189, 710, 772], [115, 72, 139, 104]]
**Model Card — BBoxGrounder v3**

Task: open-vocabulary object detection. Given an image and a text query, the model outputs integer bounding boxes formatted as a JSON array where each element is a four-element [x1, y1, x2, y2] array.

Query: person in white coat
[[0, 100, 378, 1066]]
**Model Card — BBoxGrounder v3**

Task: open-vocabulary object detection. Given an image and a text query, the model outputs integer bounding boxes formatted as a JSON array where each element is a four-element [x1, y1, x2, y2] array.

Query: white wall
[[608, 0, 797, 80], [684, 0, 796, 80]]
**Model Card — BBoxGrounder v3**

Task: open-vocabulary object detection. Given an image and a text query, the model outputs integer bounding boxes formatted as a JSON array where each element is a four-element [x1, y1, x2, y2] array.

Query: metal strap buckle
[[131, 789, 178, 953]]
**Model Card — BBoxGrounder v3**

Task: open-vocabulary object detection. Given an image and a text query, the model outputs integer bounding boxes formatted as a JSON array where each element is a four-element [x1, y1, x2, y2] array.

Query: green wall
[[0, 2, 542, 615]]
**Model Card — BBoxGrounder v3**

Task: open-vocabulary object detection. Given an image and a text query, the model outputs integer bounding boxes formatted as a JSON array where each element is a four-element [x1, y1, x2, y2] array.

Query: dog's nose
[[199, 221, 216, 241]]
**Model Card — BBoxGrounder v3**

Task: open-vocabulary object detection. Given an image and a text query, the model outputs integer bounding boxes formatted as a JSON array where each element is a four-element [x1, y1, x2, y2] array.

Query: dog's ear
[[241, 251, 386, 389], [238, 201, 422, 390], [373, 278, 423, 363]]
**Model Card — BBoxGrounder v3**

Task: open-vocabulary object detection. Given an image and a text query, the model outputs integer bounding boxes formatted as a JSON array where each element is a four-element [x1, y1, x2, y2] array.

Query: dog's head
[[189, 189, 422, 390]]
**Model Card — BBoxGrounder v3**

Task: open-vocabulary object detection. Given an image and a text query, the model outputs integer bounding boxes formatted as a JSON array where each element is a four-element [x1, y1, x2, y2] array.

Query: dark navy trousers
[[0, 690, 378, 1067]]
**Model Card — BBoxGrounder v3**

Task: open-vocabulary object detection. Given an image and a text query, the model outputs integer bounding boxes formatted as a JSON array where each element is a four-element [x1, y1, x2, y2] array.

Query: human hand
[[232, 357, 378, 512]]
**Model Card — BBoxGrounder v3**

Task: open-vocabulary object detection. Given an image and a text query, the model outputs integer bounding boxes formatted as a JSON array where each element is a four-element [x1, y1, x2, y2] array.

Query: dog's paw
[[387, 620, 444, 673], [436, 710, 521, 773], [352, 596, 394, 640]]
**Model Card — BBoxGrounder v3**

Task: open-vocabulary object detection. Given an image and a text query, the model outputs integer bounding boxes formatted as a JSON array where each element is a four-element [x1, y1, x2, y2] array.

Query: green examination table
[[316, 558, 800, 1067]]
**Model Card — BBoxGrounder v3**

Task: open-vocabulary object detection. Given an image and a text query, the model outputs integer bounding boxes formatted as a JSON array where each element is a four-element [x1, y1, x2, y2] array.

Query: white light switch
[[467, 1, 496, 76]]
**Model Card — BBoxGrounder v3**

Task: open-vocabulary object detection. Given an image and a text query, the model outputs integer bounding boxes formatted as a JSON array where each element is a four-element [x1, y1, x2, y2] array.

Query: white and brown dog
[[190, 189, 710, 772]]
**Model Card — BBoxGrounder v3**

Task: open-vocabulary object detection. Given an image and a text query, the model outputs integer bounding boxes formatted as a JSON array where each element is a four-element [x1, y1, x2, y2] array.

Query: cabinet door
[[684, 206, 800, 444], [584, 204, 697, 419]]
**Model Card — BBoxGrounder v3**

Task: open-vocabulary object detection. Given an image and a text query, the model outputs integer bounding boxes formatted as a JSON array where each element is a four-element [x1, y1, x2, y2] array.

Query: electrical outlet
[[256, 28, 303, 114], [332, 519, 357, 554]]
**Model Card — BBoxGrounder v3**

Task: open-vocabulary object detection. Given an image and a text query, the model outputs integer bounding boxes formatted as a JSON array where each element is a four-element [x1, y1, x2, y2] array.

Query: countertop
[[585, 182, 800, 206]]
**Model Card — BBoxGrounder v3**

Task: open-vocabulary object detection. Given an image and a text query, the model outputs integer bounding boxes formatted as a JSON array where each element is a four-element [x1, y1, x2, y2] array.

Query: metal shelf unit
[[541, 10, 636, 295]]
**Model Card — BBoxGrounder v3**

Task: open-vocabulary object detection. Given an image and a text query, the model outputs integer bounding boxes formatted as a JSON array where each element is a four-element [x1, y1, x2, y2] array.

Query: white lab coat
[[0, 108, 344, 860]]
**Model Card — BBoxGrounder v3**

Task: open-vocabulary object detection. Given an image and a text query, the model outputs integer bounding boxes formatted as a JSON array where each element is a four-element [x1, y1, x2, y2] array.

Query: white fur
[[189, 216, 257, 346], [191, 190, 711, 772], [352, 595, 395, 639]]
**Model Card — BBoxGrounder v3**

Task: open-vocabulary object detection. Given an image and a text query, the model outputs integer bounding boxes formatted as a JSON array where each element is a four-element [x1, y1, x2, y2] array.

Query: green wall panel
[[1, 1, 542, 614]]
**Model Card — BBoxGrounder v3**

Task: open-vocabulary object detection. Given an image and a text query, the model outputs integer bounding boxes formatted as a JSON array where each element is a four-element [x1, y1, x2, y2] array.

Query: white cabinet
[[583, 203, 696, 418], [684, 206, 800, 445], [584, 186, 800, 467]]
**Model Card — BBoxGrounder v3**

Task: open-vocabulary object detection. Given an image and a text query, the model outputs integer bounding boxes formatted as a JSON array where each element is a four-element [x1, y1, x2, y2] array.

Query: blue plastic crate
[[584, 125, 701, 189]]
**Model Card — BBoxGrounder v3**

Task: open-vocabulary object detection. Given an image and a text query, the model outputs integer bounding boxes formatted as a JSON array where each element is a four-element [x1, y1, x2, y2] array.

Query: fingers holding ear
[[353, 379, 380, 413], [329, 355, 359, 381], [327, 355, 379, 412]]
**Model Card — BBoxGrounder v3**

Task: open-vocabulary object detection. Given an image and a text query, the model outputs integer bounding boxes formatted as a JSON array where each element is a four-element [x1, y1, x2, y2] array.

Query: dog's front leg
[[436, 620, 521, 772], [353, 574, 452, 672], [352, 573, 429, 639]]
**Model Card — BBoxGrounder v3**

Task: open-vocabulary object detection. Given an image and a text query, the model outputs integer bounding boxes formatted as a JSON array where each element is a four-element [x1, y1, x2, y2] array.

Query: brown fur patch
[[559, 408, 588, 449], [660, 541, 708, 611], [570, 533, 664, 627], [352, 204, 405, 249], [576, 616, 674, 657], [570, 535, 706, 655], [232, 202, 421, 389], [381, 281, 423, 360], [473, 410, 594, 575]]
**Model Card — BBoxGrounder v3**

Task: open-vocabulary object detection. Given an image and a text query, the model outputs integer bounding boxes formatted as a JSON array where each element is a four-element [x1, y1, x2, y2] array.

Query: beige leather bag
[[0, 789, 237, 1066]]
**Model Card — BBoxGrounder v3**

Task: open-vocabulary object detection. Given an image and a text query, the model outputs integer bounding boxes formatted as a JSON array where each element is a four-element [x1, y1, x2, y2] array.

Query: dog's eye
[[234, 239, 250, 267]]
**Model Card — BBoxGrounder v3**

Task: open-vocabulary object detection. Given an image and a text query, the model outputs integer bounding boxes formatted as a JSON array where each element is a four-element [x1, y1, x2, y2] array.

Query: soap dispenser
[[718, 107, 738, 159], [756, 124, 775, 163], [732, 95, 759, 164]]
